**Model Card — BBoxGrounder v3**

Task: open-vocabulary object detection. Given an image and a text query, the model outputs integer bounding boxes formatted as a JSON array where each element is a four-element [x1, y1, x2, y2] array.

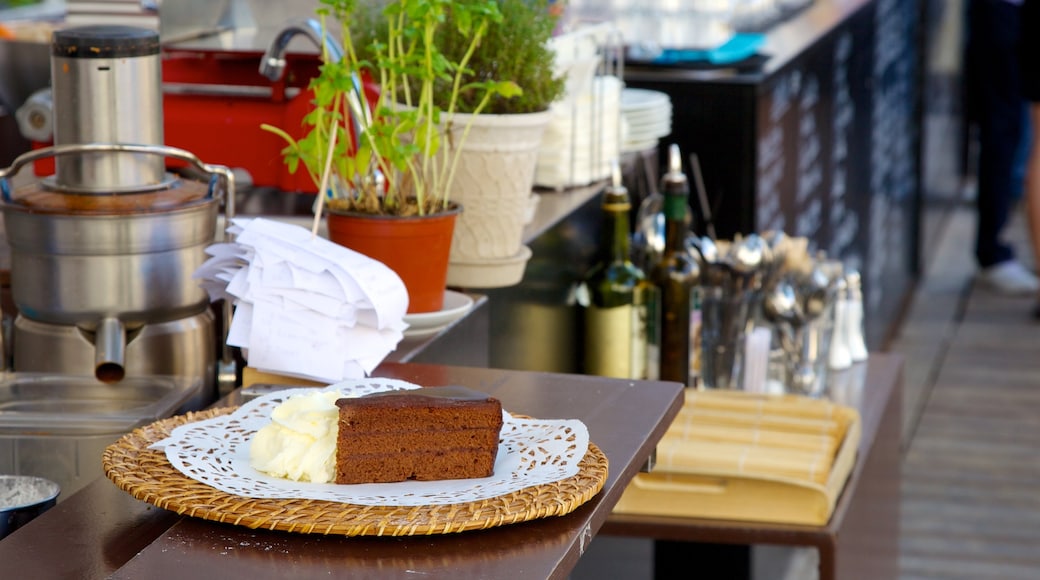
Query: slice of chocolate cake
[[334, 386, 503, 484]]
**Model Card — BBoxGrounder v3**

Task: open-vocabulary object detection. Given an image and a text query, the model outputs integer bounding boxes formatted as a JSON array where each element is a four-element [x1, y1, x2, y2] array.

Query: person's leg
[[967, 0, 1025, 268], [1027, 106, 1040, 315], [966, 0, 1037, 293], [1012, 114, 1032, 201], [1019, 0, 1040, 312]]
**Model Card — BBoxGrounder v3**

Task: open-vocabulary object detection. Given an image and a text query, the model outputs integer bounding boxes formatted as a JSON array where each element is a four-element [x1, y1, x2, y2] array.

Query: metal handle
[[0, 141, 236, 236], [2, 142, 230, 205]]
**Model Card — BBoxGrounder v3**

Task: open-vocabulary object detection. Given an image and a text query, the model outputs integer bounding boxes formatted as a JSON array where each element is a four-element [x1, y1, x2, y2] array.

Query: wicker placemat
[[103, 408, 609, 536]]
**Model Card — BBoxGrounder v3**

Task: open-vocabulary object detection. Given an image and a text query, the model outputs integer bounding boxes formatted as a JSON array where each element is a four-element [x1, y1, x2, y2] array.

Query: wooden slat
[[898, 233, 1040, 578]]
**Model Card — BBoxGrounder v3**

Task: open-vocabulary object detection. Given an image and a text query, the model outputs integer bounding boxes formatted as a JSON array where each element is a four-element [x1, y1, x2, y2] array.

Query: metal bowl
[[0, 475, 60, 539]]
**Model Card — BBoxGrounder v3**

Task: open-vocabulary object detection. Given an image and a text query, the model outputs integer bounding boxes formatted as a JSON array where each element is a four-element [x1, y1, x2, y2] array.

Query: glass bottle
[[581, 161, 653, 379], [650, 145, 699, 386]]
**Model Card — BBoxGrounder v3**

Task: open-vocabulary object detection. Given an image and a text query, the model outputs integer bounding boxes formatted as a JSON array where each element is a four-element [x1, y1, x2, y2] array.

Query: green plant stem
[[445, 20, 487, 118], [440, 90, 494, 210], [313, 121, 338, 236], [417, 19, 435, 212]]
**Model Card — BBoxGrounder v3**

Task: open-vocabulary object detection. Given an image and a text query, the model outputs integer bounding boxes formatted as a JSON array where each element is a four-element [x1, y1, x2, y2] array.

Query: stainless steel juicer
[[0, 25, 236, 402]]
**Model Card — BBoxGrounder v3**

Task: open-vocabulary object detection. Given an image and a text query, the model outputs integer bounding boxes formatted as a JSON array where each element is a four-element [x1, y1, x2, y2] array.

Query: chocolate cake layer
[[334, 386, 503, 484]]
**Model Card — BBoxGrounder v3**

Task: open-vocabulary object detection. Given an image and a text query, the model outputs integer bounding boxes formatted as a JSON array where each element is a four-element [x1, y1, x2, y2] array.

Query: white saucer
[[403, 290, 474, 336], [446, 245, 534, 289]]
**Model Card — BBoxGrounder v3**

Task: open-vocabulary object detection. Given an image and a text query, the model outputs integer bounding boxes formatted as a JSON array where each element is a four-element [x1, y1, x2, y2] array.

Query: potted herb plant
[[353, 0, 567, 289], [262, 0, 522, 312]]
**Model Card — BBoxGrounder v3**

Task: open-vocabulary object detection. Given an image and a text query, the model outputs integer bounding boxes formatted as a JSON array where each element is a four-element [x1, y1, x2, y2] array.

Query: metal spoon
[[762, 279, 803, 354], [799, 265, 832, 321], [730, 233, 772, 293]]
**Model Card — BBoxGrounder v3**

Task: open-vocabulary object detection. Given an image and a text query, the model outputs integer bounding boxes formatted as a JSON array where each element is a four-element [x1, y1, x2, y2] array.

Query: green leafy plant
[[353, 0, 566, 115], [261, 0, 526, 217]]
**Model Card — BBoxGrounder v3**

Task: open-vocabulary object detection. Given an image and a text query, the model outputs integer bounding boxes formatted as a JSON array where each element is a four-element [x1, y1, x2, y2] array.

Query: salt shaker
[[844, 270, 869, 362], [828, 277, 852, 370]]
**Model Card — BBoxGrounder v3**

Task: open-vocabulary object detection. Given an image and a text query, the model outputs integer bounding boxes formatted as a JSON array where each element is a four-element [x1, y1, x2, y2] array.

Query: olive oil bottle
[[649, 145, 699, 385], [580, 162, 653, 379]]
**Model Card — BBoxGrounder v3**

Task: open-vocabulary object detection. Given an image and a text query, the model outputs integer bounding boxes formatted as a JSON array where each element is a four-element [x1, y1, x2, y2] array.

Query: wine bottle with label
[[650, 145, 699, 386], [581, 161, 653, 379]]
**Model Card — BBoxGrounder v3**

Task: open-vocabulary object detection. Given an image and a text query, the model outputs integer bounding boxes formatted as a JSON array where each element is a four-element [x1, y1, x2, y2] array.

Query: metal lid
[[0, 373, 202, 435], [52, 25, 160, 59]]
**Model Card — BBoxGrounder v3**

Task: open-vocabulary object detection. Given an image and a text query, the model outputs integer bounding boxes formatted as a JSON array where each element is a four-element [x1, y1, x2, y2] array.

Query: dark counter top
[[0, 362, 684, 580]]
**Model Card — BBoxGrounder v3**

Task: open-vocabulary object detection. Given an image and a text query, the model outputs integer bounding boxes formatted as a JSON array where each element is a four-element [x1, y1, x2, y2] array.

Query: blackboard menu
[[867, 0, 920, 327], [754, 0, 920, 347], [624, 0, 922, 349]]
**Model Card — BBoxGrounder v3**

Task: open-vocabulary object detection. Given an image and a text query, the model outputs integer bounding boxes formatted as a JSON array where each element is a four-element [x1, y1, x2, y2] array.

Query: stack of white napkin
[[194, 217, 409, 383], [535, 23, 624, 189], [535, 75, 623, 189]]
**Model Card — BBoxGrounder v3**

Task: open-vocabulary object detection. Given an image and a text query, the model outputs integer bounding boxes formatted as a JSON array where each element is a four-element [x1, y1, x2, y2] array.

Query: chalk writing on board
[[829, 31, 858, 263], [795, 198, 823, 239], [756, 67, 799, 235], [769, 70, 798, 123], [796, 74, 822, 212], [867, 0, 915, 314], [741, 0, 918, 348]]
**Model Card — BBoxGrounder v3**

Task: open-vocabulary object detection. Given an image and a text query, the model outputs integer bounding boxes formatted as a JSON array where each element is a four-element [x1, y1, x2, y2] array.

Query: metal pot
[[0, 475, 60, 540], [2, 182, 217, 327]]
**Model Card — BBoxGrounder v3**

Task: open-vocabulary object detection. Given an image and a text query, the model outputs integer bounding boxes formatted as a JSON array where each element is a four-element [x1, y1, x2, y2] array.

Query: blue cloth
[[651, 33, 765, 66]]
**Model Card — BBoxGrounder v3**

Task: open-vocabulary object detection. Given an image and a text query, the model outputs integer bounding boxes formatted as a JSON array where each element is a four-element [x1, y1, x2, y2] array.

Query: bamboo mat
[[615, 389, 860, 526]]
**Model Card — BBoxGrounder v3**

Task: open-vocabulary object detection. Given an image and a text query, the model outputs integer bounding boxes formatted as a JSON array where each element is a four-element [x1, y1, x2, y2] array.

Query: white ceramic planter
[[443, 109, 552, 288]]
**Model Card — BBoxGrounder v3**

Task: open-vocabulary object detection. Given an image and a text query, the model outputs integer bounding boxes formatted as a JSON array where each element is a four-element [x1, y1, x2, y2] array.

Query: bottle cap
[[607, 159, 627, 194], [845, 269, 862, 289], [603, 159, 631, 209], [661, 144, 688, 195]]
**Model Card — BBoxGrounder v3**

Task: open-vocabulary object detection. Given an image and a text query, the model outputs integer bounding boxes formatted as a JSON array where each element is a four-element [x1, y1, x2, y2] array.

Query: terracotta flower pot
[[326, 204, 461, 314]]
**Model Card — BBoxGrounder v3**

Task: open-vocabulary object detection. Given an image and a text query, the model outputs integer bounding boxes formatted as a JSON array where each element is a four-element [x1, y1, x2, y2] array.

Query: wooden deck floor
[[892, 207, 1040, 579]]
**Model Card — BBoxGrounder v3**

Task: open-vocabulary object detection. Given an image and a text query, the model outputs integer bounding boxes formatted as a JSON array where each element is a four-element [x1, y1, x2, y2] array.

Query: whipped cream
[[249, 391, 342, 483]]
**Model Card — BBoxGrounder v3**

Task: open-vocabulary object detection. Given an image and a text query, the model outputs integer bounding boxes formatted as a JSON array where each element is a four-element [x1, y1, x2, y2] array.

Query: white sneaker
[[977, 261, 1040, 294]]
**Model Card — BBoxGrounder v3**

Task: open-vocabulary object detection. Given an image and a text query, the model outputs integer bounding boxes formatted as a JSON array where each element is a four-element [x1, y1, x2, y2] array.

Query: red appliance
[[162, 48, 320, 193]]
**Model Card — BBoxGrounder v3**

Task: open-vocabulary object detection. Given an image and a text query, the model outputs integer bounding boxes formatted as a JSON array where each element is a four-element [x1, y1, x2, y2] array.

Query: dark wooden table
[[601, 353, 904, 580], [0, 362, 684, 580]]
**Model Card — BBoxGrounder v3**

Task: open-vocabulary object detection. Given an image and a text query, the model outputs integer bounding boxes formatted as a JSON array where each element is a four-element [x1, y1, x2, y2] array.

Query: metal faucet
[[259, 18, 344, 81], [259, 18, 375, 197]]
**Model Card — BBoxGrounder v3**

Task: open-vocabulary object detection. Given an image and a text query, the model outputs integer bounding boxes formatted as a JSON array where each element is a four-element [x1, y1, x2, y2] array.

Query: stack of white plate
[[620, 88, 673, 153]]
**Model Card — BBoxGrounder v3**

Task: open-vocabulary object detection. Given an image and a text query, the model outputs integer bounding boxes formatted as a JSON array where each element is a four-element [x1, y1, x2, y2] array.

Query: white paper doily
[[151, 379, 590, 507]]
